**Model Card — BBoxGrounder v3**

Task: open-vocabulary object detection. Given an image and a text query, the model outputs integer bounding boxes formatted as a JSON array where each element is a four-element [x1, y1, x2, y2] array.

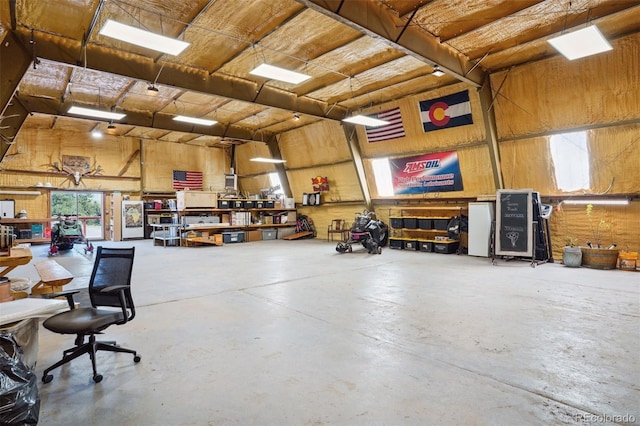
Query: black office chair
[[41, 246, 141, 384]]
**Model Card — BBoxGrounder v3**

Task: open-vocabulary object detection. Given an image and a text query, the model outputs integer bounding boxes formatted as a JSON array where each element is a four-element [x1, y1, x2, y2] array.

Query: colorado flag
[[419, 90, 473, 132]]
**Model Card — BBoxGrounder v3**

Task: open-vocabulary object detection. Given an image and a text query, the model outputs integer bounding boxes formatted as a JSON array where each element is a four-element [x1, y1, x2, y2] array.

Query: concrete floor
[[8, 239, 640, 425]]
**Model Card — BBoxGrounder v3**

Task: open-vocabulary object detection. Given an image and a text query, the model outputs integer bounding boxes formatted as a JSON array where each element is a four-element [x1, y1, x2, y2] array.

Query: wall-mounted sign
[[390, 150, 464, 195], [311, 176, 329, 191]]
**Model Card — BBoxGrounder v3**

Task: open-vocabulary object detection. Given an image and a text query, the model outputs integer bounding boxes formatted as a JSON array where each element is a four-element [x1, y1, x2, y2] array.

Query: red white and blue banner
[[390, 151, 464, 194], [419, 90, 473, 132], [365, 107, 406, 142]]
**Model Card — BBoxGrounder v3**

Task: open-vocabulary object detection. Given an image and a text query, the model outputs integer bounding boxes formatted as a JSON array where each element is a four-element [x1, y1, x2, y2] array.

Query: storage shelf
[[388, 205, 467, 254]]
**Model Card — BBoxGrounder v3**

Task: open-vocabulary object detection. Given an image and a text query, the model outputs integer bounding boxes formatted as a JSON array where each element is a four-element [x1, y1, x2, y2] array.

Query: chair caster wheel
[[134, 355, 141, 363], [42, 374, 53, 384], [93, 374, 103, 383]]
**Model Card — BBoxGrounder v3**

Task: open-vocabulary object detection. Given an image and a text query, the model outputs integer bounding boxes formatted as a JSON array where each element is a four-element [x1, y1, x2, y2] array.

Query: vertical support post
[[342, 124, 373, 211], [478, 79, 504, 190]]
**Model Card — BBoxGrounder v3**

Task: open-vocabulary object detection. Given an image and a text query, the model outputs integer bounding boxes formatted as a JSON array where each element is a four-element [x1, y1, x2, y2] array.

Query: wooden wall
[[1, 34, 637, 252], [491, 32, 640, 257], [0, 126, 226, 218]]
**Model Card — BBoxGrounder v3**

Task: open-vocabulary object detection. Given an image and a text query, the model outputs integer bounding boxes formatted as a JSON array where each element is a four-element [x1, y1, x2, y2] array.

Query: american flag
[[365, 107, 406, 142], [172, 170, 203, 190]]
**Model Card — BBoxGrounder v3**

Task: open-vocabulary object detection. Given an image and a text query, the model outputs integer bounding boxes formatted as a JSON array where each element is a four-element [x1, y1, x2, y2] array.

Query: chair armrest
[[99, 285, 129, 294], [39, 289, 80, 310], [99, 285, 134, 322]]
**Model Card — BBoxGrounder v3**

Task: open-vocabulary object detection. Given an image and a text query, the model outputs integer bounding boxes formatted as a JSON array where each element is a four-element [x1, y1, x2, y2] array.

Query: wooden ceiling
[[1, 0, 639, 153]]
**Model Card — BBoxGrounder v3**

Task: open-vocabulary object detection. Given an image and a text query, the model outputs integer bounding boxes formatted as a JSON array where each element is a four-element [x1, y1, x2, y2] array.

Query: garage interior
[[1, 0, 639, 424]]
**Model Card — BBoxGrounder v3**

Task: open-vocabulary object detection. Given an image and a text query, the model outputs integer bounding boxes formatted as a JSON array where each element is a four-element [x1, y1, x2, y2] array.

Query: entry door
[[51, 191, 104, 240]]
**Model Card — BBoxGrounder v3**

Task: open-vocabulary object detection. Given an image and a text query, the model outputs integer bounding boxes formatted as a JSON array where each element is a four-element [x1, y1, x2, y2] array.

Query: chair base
[[42, 334, 141, 384]]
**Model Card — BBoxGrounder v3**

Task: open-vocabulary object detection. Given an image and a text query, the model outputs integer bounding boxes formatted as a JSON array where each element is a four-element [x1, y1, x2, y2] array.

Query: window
[[372, 158, 394, 196], [550, 131, 590, 192], [51, 191, 104, 239], [268, 172, 285, 196]]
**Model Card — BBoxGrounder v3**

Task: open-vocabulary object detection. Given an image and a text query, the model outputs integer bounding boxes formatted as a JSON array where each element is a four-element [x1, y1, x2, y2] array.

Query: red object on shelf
[[45, 227, 52, 238]]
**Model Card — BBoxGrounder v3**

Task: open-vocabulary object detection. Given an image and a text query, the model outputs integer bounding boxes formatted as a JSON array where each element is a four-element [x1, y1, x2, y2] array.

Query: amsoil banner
[[390, 151, 464, 194]]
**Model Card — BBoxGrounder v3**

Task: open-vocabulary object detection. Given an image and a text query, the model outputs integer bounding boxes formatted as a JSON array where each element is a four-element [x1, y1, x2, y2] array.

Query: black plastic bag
[[0, 334, 40, 425]]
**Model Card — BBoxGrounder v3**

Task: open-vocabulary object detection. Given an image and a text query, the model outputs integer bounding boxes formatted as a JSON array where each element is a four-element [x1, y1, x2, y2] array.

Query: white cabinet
[[468, 202, 495, 257]]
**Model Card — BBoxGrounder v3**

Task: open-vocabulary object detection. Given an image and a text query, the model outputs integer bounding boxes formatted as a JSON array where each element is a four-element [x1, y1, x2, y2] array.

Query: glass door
[[51, 191, 104, 240]]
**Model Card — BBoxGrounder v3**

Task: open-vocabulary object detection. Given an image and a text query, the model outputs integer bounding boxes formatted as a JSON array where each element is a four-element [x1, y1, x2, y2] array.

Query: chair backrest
[[89, 246, 135, 311], [330, 219, 345, 230]]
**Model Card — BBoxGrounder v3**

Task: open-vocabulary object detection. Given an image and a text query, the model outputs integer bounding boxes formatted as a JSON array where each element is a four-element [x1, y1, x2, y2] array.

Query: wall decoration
[[365, 107, 406, 142], [311, 176, 329, 191], [390, 150, 464, 195], [48, 155, 103, 186], [418, 90, 473, 132], [173, 170, 203, 190]]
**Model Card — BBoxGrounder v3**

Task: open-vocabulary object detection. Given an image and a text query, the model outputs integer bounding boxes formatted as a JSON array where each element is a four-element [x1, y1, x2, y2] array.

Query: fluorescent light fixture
[[99, 19, 190, 56], [249, 64, 311, 84], [68, 106, 125, 121], [432, 66, 445, 77], [548, 25, 612, 60], [250, 157, 287, 163], [563, 198, 629, 206], [173, 115, 217, 126], [342, 115, 390, 127]]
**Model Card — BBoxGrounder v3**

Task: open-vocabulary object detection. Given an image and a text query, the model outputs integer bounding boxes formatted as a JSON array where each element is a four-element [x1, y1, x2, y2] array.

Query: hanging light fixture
[[68, 106, 125, 121], [250, 157, 286, 163], [432, 65, 445, 77]]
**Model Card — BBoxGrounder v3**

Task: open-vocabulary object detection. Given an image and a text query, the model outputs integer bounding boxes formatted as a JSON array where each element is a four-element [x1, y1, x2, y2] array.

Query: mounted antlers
[[48, 155, 103, 186]]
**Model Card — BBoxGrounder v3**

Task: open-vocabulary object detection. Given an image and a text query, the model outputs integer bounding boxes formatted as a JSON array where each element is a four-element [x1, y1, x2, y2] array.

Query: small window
[[550, 131, 590, 192], [372, 158, 394, 196], [268, 172, 285, 196]]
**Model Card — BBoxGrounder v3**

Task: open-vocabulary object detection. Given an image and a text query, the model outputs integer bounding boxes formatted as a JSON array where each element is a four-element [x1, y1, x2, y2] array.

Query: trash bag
[[0, 334, 40, 425]]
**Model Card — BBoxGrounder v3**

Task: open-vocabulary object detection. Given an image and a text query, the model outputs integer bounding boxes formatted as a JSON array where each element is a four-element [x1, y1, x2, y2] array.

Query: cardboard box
[[176, 191, 217, 209], [245, 230, 262, 242]]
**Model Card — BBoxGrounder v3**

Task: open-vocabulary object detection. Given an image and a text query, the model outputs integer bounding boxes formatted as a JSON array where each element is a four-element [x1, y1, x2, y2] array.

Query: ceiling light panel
[[250, 157, 287, 163], [342, 115, 390, 127], [99, 19, 190, 56], [68, 106, 126, 120], [173, 115, 217, 126], [548, 26, 612, 60], [249, 64, 311, 84]]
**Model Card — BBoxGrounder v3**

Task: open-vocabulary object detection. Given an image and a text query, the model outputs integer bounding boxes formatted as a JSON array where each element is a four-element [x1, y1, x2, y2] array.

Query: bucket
[[562, 246, 582, 267], [581, 247, 619, 270], [618, 251, 638, 271]]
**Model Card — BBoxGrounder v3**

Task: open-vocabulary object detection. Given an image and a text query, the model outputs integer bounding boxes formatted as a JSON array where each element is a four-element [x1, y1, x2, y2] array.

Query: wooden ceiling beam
[[15, 94, 275, 143], [0, 30, 32, 160], [13, 28, 349, 122], [296, 0, 486, 88]]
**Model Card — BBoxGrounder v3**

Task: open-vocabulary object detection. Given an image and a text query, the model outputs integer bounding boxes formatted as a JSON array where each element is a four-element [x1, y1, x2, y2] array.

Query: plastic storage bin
[[262, 229, 277, 240], [222, 231, 244, 243]]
